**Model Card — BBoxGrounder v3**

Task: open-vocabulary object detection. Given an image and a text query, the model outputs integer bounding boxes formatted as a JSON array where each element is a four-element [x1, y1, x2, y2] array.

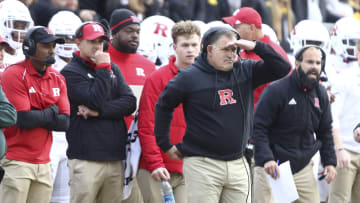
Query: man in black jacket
[[154, 26, 291, 203], [252, 46, 337, 203], [61, 22, 136, 203]]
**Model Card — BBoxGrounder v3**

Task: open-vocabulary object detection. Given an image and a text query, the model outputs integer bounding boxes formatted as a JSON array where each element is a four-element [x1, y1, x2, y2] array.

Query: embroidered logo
[[52, 88, 60, 97], [288, 98, 297, 105], [29, 86, 36, 93], [218, 89, 237, 105], [136, 67, 145, 77]]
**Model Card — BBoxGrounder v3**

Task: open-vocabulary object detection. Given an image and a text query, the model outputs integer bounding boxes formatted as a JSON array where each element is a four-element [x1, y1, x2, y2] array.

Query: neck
[[174, 58, 189, 70], [30, 59, 47, 73]]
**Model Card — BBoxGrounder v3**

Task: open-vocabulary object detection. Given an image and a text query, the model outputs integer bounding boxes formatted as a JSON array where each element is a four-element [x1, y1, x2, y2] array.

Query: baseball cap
[[222, 7, 262, 28], [78, 22, 109, 41], [32, 27, 65, 44], [110, 9, 140, 35]]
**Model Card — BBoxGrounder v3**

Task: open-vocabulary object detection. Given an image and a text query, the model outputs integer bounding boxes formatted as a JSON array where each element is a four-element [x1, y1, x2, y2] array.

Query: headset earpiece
[[23, 26, 45, 57]]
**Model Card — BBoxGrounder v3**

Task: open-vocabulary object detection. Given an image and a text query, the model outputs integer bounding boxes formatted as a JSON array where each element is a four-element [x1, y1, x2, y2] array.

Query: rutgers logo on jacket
[[218, 89, 237, 105]]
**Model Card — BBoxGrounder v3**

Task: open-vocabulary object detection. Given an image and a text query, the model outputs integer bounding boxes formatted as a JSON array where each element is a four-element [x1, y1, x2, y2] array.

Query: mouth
[[129, 41, 138, 47]]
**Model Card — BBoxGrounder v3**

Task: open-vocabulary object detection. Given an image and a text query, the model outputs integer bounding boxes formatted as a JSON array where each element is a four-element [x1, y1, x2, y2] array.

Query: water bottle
[[161, 180, 176, 203]]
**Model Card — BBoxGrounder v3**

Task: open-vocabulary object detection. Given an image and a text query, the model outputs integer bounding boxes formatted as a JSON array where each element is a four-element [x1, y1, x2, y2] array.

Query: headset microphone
[[30, 56, 56, 65]]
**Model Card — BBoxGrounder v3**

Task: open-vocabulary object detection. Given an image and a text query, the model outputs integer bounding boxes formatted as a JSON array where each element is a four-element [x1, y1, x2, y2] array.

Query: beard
[[113, 39, 138, 53], [297, 65, 320, 89]]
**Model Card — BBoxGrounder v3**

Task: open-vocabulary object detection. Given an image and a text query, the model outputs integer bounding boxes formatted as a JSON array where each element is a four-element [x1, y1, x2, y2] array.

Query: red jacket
[[240, 35, 291, 108], [108, 44, 156, 128], [138, 56, 186, 173]]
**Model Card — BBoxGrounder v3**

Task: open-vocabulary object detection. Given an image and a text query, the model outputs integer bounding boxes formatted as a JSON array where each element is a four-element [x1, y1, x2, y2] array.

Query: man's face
[[296, 47, 322, 87], [77, 37, 104, 62], [33, 42, 56, 71], [11, 20, 29, 43], [233, 23, 252, 41], [207, 35, 237, 71], [112, 24, 140, 53], [174, 34, 200, 68]]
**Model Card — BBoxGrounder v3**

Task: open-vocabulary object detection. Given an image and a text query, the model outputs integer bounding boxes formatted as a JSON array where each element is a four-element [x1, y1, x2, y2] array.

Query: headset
[[23, 26, 46, 57], [295, 45, 327, 81], [75, 20, 111, 51], [201, 26, 241, 57]]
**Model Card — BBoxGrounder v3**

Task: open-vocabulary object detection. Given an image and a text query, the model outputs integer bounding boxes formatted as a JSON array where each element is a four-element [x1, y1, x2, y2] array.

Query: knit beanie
[[110, 9, 140, 35]]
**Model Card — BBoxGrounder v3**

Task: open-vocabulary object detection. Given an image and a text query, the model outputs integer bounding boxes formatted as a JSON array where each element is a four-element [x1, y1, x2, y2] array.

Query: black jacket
[[155, 41, 291, 161], [61, 54, 136, 161], [253, 71, 337, 173]]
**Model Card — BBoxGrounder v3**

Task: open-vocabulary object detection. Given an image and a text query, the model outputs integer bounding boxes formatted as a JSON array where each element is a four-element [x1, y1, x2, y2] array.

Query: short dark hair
[[171, 21, 201, 44]]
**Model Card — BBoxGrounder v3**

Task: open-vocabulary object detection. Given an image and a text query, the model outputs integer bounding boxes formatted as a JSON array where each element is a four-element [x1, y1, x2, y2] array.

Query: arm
[[98, 65, 136, 119], [253, 85, 280, 179], [138, 76, 166, 171], [1, 68, 66, 130], [0, 86, 16, 128], [155, 74, 187, 154], [248, 41, 291, 88], [61, 65, 112, 111]]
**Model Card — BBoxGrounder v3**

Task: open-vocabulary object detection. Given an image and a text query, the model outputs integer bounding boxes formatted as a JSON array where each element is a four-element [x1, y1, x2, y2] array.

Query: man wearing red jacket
[[137, 20, 201, 203], [223, 7, 291, 108], [108, 8, 156, 128], [108, 8, 156, 203]]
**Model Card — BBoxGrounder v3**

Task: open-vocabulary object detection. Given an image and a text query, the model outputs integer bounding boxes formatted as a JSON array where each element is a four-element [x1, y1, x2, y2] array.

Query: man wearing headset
[[60, 22, 136, 203], [154, 26, 291, 203], [0, 26, 70, 203], [252, 46, 337, 203]]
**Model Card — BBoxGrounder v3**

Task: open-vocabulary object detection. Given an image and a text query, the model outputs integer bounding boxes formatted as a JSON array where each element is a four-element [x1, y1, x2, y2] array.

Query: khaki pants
[[0, 158, 53, 203], [137, 168, 187, 203], [253, 162, 319, 203], [183, 156, 251, 203], [68, 159, 123, 203], [122, 178, 144, 203], [328, 150, 360, 203]]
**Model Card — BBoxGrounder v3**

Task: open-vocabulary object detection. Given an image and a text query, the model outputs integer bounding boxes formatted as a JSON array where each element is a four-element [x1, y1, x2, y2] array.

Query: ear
[[207, 44, 213, 56], [295, 60, 300, 70], [173, 43, 177, 52], [75, 38, 81, 48]]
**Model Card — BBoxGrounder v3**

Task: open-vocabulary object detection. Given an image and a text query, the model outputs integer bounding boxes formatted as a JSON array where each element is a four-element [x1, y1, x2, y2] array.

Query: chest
[[24, 75, 63, 109]]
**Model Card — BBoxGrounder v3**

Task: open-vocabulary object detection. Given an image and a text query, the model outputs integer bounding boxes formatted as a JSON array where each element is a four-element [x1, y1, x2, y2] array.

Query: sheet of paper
[[267, 161, 299, 203]]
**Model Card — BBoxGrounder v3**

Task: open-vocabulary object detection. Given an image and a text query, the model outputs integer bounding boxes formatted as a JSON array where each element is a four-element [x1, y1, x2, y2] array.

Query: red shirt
[[108, 44, 156, 127], [1, 59, 70, 163], [240, 35, 291, 108], [138, 56, 186, 173]]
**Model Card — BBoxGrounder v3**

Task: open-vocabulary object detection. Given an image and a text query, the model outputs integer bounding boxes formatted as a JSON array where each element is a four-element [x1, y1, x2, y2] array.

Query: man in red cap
[[0, 26, 70, 203], [60, 22, 136, 203], [222, 7, 291, 108]]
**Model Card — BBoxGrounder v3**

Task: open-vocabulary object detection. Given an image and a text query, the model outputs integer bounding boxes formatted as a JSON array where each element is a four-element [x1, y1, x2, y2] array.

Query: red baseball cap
[[78, 22, 109, 41], [222, 7, 262, 28]]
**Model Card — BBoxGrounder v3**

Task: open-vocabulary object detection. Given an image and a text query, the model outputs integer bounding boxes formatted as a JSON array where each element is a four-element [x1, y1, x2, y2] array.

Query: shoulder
[[2, 63, 26, 80]]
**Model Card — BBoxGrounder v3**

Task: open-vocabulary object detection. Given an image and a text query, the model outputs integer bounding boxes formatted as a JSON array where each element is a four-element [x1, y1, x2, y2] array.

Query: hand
[[227, 39, 256, 51], [336, 149, 350, 169], [79, 9, 97, 21], [264, 160, 280, 180], [151, 167, 171, 182], [322, 165, 337, 184], [77, 105, 99, 119], [354, 127, 360, 143], [94, 51, 110, 65], [165, 146, 183, 161]]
